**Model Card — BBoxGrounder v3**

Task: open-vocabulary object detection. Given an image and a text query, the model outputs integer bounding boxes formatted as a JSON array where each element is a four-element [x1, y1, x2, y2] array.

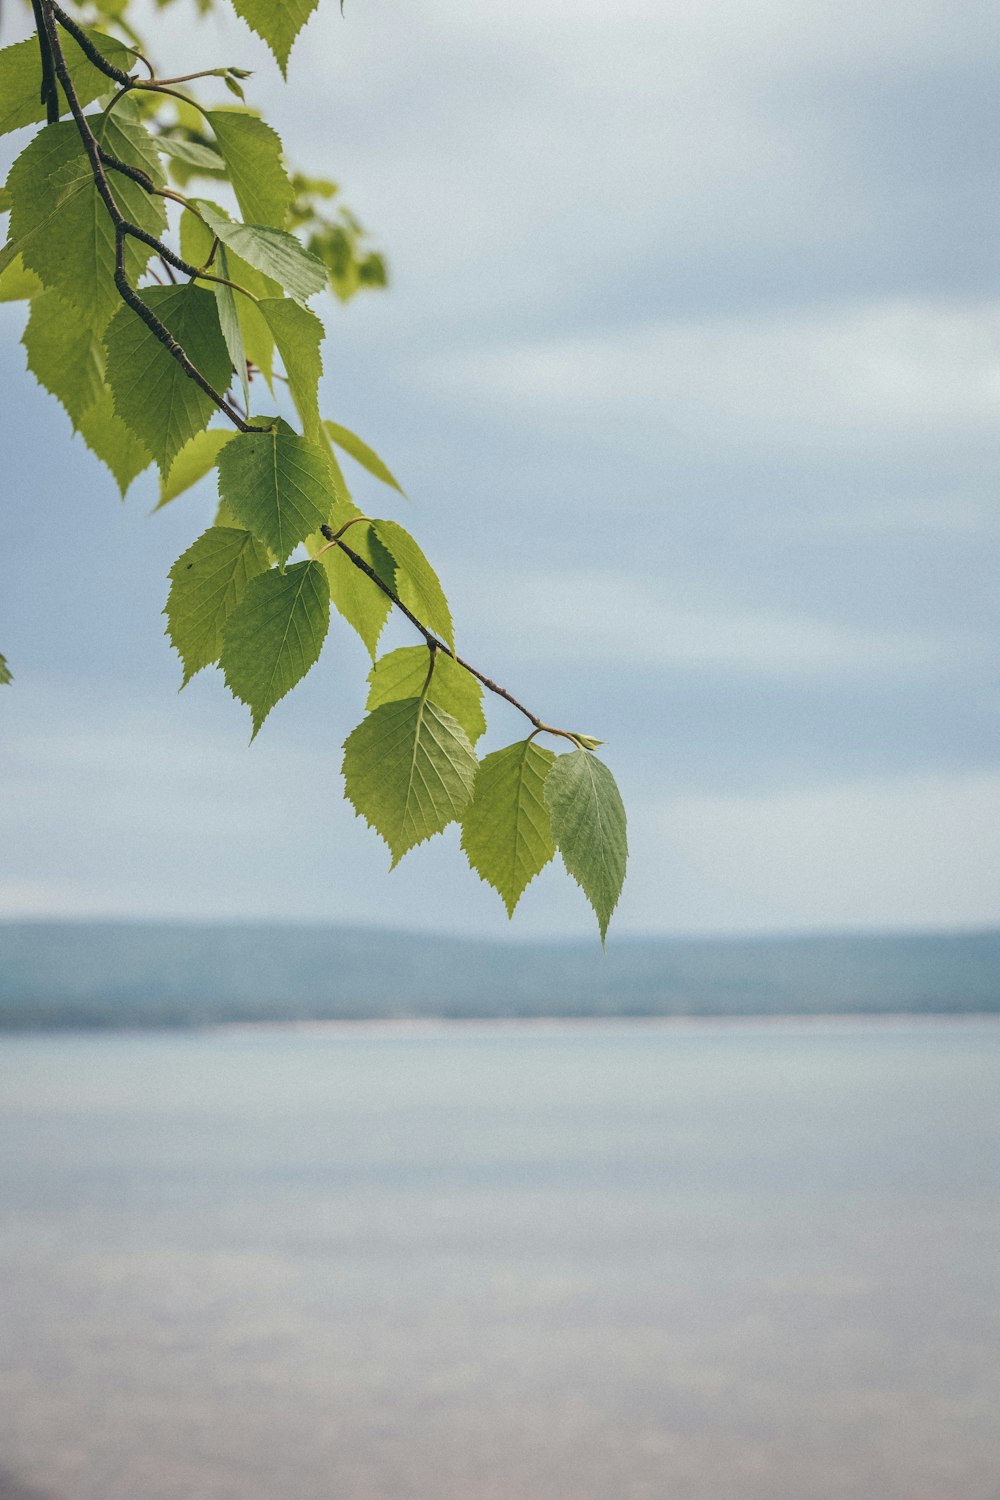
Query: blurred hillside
[[0, 922, 997, 1027]]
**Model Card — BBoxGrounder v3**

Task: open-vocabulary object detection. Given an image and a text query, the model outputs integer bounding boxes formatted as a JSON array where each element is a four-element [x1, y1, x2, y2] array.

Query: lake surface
[[0, 1021, 997, 1500]]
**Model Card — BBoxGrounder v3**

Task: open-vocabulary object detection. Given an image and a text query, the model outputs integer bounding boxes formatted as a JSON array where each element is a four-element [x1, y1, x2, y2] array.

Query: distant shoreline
[[210, 1012, 1000, 1037], [4, 923, 997, 1028]]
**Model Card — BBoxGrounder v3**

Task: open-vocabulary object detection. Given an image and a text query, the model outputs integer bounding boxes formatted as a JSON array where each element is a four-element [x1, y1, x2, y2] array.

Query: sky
[[1, 0, 997, 939]]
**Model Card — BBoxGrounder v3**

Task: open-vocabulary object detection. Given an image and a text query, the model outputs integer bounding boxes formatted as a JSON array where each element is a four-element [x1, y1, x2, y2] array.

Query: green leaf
[[206, 110, 293, 228], [342, 697, 478, 866], [7, 115, 166, 331], [372, 518, 454, 652], [544, 750, 628, 944], [103, 283, 232, 473], [213, 244, 249, 411], [325, 419, 404, 495], [0, 31, 133, 138], [228, 0, 321, 75], [199, 204, 326, 304], [165, 525, 270, 684], [214, 498, 242, 528], [367, 646, 485, 744], [319, 515, 395, 660], [257, 297, 323, 439], [157, 428, 236, 508], [0, 255, 41, 303], [76, 389, 152, 496], [0, 654, 11, 686], [217, 425, 332, 563], [22, 290, 104, 429], [179, 204, 274, 297], [220, 559, 330, 738], [0, 158, 79, 277], [461, 740, 557, 916], [179, 205, 214, 269]]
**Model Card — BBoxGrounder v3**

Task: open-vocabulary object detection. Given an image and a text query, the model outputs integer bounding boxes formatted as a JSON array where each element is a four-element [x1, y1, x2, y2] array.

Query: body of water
[[0, 1020, 997, 1500]]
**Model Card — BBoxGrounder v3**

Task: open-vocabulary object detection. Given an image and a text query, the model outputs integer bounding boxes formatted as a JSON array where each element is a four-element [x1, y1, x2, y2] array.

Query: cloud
[[416, 299, 1000, 453], [455, 565, 967, 678], [659, 771, 1000, 930]]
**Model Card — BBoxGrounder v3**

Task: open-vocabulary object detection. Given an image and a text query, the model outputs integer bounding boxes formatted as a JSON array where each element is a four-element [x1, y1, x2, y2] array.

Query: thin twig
[[131, 81, 209, 114], [150, 69, 233, 87], [323, 529, 578, 740]]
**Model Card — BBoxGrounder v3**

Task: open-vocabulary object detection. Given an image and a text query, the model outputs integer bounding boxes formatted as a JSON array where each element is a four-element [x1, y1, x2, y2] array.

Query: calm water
[[0, 1021, 997, 1500]]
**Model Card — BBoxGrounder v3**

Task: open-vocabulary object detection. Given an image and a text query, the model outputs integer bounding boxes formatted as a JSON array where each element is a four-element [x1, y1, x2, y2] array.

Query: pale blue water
[[0, 1021, 997, 1500]]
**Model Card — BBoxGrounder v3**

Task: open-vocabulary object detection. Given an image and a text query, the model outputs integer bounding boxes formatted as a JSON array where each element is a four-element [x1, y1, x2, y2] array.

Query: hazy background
[[1, 0, 997, 938]]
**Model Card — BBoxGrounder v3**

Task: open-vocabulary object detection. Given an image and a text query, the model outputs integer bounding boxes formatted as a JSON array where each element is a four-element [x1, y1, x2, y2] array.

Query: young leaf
[[228, 0, 321, 75], [461, 740, 557, 916], [23, 290, 104, 430], [217, 426, 332, 563], [342, 697, 478, 866], [0, 31, 133, 138], [103, 284, 232, 473], [76, 390, 152, 497], [257, 297, 323, 439], [319, 517, 395, 660], [367, 646, 485, 744], [7, 116, 166, 331], [0, 654, 11, 686], [372, 519, 454, 651], [544, 750, 628, 944], [325, 419, 405, 495], [198, 205, 326, 305], [165, 525, 270, 684], [158, 428, 237, 509], [206, 111, 293, 228], [220, 559, 330, 738]]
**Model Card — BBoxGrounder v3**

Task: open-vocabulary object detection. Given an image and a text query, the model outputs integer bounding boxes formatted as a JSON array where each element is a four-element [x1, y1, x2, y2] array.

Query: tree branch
[[34, 0, 249, 433], [38, 1, 581, 748], [30, 0, 60, 123], [49, 1, 134, 86]]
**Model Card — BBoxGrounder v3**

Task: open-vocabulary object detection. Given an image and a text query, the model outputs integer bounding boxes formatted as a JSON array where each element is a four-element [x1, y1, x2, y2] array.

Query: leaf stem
[[313, 515, 371, 556], [419, 642, 438, 701]]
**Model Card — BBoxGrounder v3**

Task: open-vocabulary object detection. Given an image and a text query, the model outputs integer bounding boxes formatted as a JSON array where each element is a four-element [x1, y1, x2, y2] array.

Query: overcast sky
[[1, 0, 997, 939]]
